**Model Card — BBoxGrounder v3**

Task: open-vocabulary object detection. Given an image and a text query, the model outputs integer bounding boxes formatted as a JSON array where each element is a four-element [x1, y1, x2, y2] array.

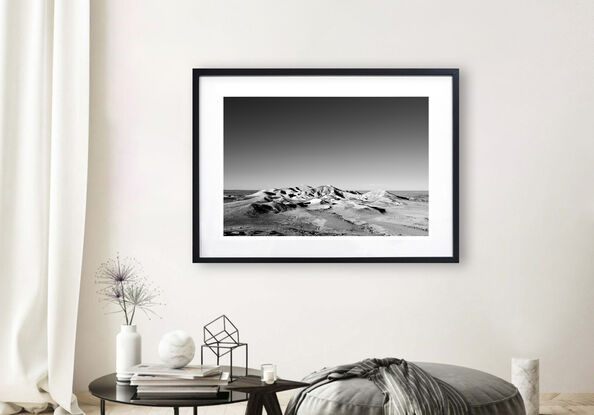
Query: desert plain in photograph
[[224, 185, 428, 236]]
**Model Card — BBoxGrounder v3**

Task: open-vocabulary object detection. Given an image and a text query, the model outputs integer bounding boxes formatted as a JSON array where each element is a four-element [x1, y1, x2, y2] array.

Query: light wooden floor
[[75, 392, 594, 415], [540, 394, 594, 415]]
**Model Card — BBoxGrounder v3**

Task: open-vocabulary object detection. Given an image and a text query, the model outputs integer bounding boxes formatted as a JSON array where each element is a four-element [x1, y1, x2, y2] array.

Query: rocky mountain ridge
[[241, 185, 410, 215]]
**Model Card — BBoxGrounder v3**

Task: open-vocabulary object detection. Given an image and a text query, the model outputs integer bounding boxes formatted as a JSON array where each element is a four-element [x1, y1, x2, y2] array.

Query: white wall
[[74, 0, 594, 392]]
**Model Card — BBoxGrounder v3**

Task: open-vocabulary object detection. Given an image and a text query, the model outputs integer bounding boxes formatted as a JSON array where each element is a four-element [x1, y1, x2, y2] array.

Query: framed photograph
[[193, 69, 458, 263]]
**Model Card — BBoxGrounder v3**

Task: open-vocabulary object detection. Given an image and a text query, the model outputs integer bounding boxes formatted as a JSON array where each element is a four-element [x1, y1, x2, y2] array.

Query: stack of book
[[128, 364, 230, 403]]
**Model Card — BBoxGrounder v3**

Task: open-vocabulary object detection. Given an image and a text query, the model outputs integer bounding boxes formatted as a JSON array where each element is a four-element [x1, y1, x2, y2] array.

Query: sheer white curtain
[[0, 1, 89, 414]]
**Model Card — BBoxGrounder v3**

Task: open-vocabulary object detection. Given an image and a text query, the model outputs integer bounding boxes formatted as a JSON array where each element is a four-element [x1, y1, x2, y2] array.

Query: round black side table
[[89, 366, 308, 415], [89, 366, 255, 415]]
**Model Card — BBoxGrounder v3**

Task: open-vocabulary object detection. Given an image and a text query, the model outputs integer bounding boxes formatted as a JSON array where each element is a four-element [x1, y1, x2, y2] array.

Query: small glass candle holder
[[261, 364, 277, 384]]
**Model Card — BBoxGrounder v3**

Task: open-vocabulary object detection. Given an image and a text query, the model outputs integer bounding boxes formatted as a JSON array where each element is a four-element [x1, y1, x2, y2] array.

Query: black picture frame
[[193, 68, 459, 263]]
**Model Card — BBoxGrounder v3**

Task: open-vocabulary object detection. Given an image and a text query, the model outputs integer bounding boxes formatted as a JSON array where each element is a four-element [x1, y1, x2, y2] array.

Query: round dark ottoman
[[291, 362, 525, 415]]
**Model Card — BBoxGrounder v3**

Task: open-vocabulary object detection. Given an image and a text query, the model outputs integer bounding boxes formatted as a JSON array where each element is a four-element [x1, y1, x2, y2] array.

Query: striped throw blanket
[[286, 358, 468, 415]]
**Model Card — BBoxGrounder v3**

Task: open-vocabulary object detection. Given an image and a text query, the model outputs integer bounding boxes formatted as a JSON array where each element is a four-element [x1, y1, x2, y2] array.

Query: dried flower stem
[[95, 254, 163, 325]]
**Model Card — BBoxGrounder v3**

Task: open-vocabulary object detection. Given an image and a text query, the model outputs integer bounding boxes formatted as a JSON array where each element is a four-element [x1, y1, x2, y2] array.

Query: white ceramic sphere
[[158, 330, 196, 368]]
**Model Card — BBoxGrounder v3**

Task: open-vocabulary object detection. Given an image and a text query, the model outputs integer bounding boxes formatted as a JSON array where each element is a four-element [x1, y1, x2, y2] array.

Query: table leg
[[173, 407, 179, 415], [245, 393, 264, 415], [100, 399, 105, 415], [262, 394, 282, 415]]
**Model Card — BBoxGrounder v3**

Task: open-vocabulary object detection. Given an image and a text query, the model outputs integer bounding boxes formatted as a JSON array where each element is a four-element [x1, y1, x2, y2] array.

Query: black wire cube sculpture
[[200, 315, 248, 379]]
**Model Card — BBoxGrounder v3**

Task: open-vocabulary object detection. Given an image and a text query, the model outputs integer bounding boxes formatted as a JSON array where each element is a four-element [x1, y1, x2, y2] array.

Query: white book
[[131, 372, 230, 386], [136, 394, 218, 399], [130, 364, 222, 379], [137, 386, 219, 394]]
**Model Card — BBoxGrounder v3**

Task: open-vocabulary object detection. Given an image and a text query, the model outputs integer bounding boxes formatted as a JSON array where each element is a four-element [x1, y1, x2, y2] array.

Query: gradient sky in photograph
[[224, 97, 428, 190]]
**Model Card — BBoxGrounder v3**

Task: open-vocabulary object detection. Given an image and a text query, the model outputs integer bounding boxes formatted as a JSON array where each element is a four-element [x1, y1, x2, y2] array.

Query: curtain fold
[[0, 1, 89, 414]]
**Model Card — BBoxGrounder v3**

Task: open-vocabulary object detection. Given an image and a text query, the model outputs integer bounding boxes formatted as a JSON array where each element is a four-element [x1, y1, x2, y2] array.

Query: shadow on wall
[[73, 0, 114, 392]]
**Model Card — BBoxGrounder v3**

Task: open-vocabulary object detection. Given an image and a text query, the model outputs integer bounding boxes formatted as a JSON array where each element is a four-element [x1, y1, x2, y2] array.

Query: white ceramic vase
[[116, 325, 141, 381]]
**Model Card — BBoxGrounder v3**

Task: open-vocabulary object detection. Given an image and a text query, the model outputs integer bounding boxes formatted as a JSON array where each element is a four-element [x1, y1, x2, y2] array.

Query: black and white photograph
[[194, 69, 458, 261], [223, 97, 429, 237]]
